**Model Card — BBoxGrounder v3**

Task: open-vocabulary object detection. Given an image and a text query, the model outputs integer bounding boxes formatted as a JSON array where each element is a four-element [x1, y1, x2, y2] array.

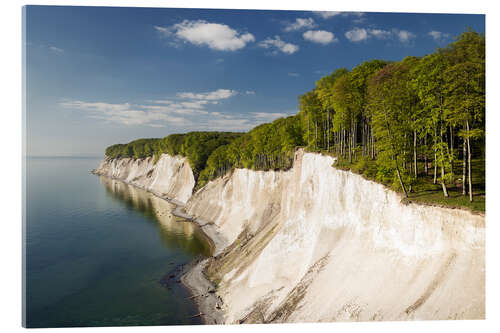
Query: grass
[[310, 147, 485, 213], [403, 158, 485, 213]]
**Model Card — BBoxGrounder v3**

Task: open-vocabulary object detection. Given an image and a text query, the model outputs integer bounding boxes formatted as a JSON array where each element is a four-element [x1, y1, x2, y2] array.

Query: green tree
[[444, 29, 485, 201]]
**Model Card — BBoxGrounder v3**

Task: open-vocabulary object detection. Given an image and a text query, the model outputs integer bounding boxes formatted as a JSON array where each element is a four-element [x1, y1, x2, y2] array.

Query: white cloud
[[258, 36, 299, 54], [284, 18, 316, 32], [49, 46, 64, 53], [60, 89, 241, 127], [345, 27, 416, 43], [61, 93, 296, 132], [345, 28, 369, 42], [315, 11, 365, 20], [303, 30, 338, 45], [151, 100, 173, 105], [393, 29, 416, 43], [245, 90, 256, 95], [60, 101, 131, 113], [176, 89, 237, 101], [368, 29, 392, 40], [428, 30, 450, 43], [315, 11, 341, 19], [61, 101, 190, 126], [155, 20, 255, 51]]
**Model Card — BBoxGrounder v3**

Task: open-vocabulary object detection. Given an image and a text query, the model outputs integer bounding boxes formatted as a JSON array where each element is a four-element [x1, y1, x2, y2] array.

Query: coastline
[[92, 151, 485, 322], [91, 170, 227, 325]]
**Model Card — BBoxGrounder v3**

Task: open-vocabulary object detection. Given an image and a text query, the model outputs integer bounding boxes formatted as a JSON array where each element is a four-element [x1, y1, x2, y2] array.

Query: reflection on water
[[25, 157, 210, 327], [100, 177, 212, 257]]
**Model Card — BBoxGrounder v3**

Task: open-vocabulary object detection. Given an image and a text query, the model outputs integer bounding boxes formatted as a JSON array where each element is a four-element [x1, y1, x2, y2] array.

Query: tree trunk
[[462, 136, 467, 195], [353, 119, 357, 158], [440, 164, 449, 197], [413, 130, 418, 178], [362, 118, 366, 156], [450, 125, 454, 158], [327, 110, 330, 152], [349, 129, 352, 163], [324, 117, 326, 150], [466, 120, 473, 202], [433, 150, 438, 184], [395, 156, 408, 198], [343, 129, 345, 158], [307, 115, 310, 147], [315, 121, 318, 150], [381, 105, 407, 197], [433, 125, 438, 184], [424, 134, 428, 175], [402, 133, 407, 171], [371, 125, 375, 160], [440, 122, 449, 197]]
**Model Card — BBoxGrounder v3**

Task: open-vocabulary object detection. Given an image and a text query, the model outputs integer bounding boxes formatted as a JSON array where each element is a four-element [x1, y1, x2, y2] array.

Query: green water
[[24, 157, 211, 327]]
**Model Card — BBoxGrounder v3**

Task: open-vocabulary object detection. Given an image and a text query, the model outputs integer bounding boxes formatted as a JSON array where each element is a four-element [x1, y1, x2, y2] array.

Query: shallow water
[[24, 157, 211, 327]]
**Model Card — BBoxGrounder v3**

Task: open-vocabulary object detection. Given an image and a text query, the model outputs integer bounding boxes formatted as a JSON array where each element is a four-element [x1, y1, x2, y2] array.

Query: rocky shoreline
[[93, 151, 485, 323], [92, 169, 228, 324]]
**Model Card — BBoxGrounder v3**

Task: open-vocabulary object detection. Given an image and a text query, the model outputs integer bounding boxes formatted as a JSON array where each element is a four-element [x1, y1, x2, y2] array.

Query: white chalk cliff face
[[95, 149, 485, 323], [94, 154, 195, 204], [185, 149, 484, 323]]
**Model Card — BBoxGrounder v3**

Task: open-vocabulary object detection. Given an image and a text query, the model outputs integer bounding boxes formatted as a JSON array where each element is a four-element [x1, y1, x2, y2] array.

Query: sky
[[24, 5, 485, 156]]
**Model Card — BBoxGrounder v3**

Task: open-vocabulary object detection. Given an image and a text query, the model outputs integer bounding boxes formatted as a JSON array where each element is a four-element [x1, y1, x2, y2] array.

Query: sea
[[24, 156, 211, 327]]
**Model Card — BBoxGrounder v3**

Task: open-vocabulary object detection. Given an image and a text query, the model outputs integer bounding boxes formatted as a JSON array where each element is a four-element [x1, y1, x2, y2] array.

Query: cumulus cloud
[[345, 28, 369, 42], [303, 30, 338, 45], [345, 27, 416, 43], [284, 18, 316, 32], [258, 36, 299, 54], [155, 20, 255, 51], [393, 29, 416, 43], [428, 30, 450, 43], [368, 29, 392, 40]]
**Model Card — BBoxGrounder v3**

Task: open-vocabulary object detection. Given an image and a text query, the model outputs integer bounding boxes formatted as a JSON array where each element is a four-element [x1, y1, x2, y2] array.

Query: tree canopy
[[104, 29, 485, 204]]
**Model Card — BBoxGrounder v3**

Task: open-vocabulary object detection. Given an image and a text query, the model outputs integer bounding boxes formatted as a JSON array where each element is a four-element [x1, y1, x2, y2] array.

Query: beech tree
[[444, 29, 485, 201], [411, 52, 453, 197], [367, 62, 413, 197], [349, 60, 388, 159]]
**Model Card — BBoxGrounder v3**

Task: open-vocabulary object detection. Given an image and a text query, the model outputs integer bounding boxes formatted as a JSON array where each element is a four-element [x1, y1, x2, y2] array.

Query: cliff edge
[[95, 149, 485, 323]]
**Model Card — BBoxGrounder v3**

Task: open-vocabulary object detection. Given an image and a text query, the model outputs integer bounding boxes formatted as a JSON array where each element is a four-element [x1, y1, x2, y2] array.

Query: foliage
[[105, 132, 243, 179], [104, 29, 485, 209]]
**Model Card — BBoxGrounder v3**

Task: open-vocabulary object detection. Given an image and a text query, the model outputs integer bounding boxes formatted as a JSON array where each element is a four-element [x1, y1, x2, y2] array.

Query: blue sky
[[24, 6, 485, 156]]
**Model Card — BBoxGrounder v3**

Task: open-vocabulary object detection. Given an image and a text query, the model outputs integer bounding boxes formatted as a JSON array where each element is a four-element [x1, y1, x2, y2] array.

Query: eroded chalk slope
[[185, 149, 484, 323]]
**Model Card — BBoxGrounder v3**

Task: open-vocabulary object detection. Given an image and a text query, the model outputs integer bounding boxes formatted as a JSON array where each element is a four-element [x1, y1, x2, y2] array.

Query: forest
[[105, 29, 485, 211]]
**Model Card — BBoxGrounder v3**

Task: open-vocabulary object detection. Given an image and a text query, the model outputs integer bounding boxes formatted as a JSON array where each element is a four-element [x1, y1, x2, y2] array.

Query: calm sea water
[[24, 157, 211, 327]]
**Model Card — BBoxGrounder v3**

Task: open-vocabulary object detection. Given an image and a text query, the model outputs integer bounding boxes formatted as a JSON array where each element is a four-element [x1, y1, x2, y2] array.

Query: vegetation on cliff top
[[105, 29, 485, 211], [105, 132, 243, 180]]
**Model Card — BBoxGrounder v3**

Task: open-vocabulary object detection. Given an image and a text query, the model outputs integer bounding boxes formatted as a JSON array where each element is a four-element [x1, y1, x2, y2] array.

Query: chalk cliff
[[96, 149, 485, 323], [94, 154, 195, 204]]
